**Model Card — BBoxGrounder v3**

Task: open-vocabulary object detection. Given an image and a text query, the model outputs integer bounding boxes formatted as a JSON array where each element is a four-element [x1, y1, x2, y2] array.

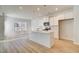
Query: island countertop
[[31, 30, 54, 33]]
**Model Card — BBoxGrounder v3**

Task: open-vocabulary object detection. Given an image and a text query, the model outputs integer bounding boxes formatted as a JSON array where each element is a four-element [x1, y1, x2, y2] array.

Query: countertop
[[32, 30, 53, 33]]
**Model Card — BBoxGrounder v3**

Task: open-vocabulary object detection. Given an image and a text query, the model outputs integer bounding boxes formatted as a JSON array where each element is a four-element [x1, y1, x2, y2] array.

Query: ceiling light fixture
[[55, 8, 58, 11], [37, 8, 40, 11], [19, 6, 23, 10]]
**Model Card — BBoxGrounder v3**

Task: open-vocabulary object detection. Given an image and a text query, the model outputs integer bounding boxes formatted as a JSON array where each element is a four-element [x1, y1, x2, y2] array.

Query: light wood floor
[[0, 38, 79, 53]]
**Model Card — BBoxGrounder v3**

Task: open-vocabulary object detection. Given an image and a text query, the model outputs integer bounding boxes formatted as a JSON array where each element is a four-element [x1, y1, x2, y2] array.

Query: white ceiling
[[0, 5, 73, 19]]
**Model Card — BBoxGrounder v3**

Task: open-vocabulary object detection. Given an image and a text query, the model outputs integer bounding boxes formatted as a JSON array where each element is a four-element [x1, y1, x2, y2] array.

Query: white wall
[[73, 6, 79, 44], [5, 17, 15, 38], [0, 15, 4, 40]]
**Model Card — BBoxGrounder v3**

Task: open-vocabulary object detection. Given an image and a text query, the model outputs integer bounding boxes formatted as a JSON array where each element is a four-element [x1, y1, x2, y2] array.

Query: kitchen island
[[31, 30, 54, 48]]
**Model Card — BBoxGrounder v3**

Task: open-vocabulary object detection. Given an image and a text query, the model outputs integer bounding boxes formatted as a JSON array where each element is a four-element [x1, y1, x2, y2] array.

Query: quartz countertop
[[32, 30, 53, 33]]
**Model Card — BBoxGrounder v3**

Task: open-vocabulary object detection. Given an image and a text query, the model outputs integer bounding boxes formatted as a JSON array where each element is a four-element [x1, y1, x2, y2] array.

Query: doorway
[[59, 18, 74, 41]]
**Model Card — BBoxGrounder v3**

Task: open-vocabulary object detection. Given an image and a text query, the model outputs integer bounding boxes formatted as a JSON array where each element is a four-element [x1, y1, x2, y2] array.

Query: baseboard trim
[[54, 38, 59, 40], [73, 42, 79, 45]]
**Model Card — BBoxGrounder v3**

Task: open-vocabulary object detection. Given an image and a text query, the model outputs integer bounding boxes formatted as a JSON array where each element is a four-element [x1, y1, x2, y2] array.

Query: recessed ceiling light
[[19, 6, 23, 10], [37, 8, 40, 11], [43, 17, 46, 20], [55, 8, 58, 11]]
